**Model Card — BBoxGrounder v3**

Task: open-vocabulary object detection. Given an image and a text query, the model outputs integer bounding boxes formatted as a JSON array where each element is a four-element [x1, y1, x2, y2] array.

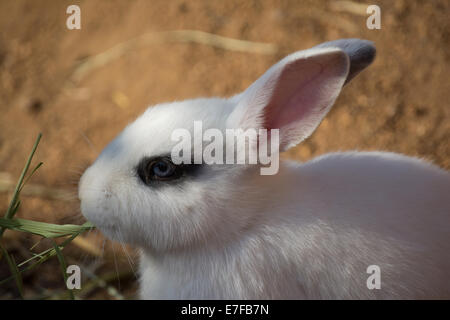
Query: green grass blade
[[51, 240, 75, 300], [19, 161, 44, 193], [0, 133, 42, 237], [18, 247, 55, 268], [11, 200, 21, 216], [1, 245, 24, 298], [0, 218, 95, 238]]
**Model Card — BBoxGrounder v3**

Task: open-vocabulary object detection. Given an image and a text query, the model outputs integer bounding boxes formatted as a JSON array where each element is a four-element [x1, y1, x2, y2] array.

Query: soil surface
[[0, 0, 448, 299]]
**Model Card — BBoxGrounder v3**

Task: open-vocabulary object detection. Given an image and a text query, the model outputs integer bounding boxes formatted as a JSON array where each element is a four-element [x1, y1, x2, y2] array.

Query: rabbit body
[[79, 39, 450, 299], [139, 152, 450, 299]]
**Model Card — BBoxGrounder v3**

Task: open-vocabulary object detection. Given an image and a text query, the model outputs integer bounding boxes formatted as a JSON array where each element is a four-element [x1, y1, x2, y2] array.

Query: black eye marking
[[137, 155, 202, 186]]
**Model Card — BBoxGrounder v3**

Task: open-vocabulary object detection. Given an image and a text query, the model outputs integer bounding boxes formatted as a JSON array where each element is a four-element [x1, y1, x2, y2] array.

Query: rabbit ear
[[313, 39, 376, 85], [228, 47, 350, 151]]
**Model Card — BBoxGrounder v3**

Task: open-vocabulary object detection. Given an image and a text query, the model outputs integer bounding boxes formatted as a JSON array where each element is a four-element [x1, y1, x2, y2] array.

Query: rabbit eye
[[152, 160, 174, 177], [138, 157, 183, 184]]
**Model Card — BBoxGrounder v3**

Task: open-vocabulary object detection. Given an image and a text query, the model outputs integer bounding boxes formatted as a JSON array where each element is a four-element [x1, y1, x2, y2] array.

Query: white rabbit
[[79, 39, 450, 299]]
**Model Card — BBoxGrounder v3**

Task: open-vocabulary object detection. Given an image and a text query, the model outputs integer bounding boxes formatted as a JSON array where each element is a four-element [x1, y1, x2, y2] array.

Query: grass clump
[[0, 133, 94, 299]]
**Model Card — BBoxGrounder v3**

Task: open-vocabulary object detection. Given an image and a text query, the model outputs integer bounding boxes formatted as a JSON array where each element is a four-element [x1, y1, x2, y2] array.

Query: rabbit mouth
[[90, 220, 120, 242], [80, 199, 119, 238]]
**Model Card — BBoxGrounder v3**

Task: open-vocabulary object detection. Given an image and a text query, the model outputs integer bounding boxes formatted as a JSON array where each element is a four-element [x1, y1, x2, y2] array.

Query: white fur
[[79, 40, 450, 299]]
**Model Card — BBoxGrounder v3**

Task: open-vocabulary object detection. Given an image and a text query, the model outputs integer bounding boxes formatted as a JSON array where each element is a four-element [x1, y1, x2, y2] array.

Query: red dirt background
[[0, 0, 448, 299]]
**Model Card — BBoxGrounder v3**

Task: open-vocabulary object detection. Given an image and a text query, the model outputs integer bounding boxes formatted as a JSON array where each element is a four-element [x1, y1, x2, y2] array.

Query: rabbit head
[[79, 39, 375, 252]]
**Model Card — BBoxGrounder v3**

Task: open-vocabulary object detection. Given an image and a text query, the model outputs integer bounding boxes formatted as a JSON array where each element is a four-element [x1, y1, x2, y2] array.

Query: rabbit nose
[[78, 165, 104, 201]]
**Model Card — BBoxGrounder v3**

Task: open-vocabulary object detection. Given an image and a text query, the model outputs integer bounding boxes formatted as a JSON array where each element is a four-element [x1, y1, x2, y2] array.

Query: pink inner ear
[[263, 59, 326, 131], [229, 49, 349, 151], [258, 52, 348, 150]]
